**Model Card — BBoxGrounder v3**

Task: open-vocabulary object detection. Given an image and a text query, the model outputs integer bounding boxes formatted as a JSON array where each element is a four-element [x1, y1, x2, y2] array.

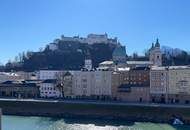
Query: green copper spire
[[155, 38, 160, 47]]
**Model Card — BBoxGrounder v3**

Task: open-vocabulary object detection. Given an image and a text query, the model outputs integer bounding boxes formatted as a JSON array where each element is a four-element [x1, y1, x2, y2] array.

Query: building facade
[[112, 67, 150, 103], [37, 70, 69, 98], [55, 72, 73, 98], [37, 70, 63, 80], [72, 71, 112, 99], [0, 81, 39, 98], [168, 66, 190, 104], [62, 72, 73, 98], [150, 66, 169, 103], [39, 79, 63, 98]]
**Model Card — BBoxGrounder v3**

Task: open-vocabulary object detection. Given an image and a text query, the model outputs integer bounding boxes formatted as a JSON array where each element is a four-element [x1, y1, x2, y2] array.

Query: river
[[2, 115, 190, 130]]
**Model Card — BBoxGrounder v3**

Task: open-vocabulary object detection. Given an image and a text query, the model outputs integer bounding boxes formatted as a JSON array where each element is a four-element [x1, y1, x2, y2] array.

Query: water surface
[[2, 115, 190, 130]]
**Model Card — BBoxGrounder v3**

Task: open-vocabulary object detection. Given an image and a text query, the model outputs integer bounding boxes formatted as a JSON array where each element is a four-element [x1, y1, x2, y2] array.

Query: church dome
[[112, 46, 126, 57]]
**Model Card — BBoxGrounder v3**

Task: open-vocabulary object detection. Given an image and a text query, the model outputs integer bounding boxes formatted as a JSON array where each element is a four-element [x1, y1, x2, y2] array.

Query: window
[[82, 79, 87, 82]]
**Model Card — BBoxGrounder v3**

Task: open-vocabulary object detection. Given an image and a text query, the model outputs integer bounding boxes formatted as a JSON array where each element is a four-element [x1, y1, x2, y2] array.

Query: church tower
[[149, 39, 162, 66], [84, 50, 92, 71]]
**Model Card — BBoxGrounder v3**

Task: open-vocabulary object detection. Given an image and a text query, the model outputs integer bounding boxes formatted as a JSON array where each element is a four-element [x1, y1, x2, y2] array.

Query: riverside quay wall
[[1, 99, 190, 124]]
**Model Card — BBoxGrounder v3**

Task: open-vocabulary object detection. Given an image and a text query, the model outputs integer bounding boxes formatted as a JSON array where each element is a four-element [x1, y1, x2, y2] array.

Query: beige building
[[72, 70, 112, 99], [150, 66, 169, 103], [168, 66, 190, 104], [150, 66, 190, 104]]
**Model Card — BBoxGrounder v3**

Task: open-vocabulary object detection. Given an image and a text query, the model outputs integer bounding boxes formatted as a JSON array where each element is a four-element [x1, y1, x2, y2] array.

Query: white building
[[39, 79, 63, 98], [72, 71, 112, 98], [37, 70, 65, 98]]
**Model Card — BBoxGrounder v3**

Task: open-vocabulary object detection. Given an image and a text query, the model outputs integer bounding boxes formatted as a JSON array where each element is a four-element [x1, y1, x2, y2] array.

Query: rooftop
[[117, 67, 130, 71], [99, 61, 114, 65], [0, 72, 20, 77], [126, 61, 153, 65], [131, 66, 150, 71], [151, 66, 168, 71], [169, 66, 190, 70], [151, 66, 190, 71]]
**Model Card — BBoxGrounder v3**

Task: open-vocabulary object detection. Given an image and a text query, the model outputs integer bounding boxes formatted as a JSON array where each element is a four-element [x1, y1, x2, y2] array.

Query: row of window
[[41, 91, 57, 94], [41, 87, 56, 91]]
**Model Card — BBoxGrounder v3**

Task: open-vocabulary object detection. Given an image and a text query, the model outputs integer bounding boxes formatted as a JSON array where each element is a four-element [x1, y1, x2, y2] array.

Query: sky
[[0, 0, 190, 64]]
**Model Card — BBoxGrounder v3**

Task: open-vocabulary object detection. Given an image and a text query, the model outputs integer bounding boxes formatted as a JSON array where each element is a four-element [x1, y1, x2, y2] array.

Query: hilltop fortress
[[48, 33, 119, 51]]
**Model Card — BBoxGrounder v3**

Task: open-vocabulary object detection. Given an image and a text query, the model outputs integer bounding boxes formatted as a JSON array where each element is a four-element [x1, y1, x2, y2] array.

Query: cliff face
[[6, 41, 118, 71]]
